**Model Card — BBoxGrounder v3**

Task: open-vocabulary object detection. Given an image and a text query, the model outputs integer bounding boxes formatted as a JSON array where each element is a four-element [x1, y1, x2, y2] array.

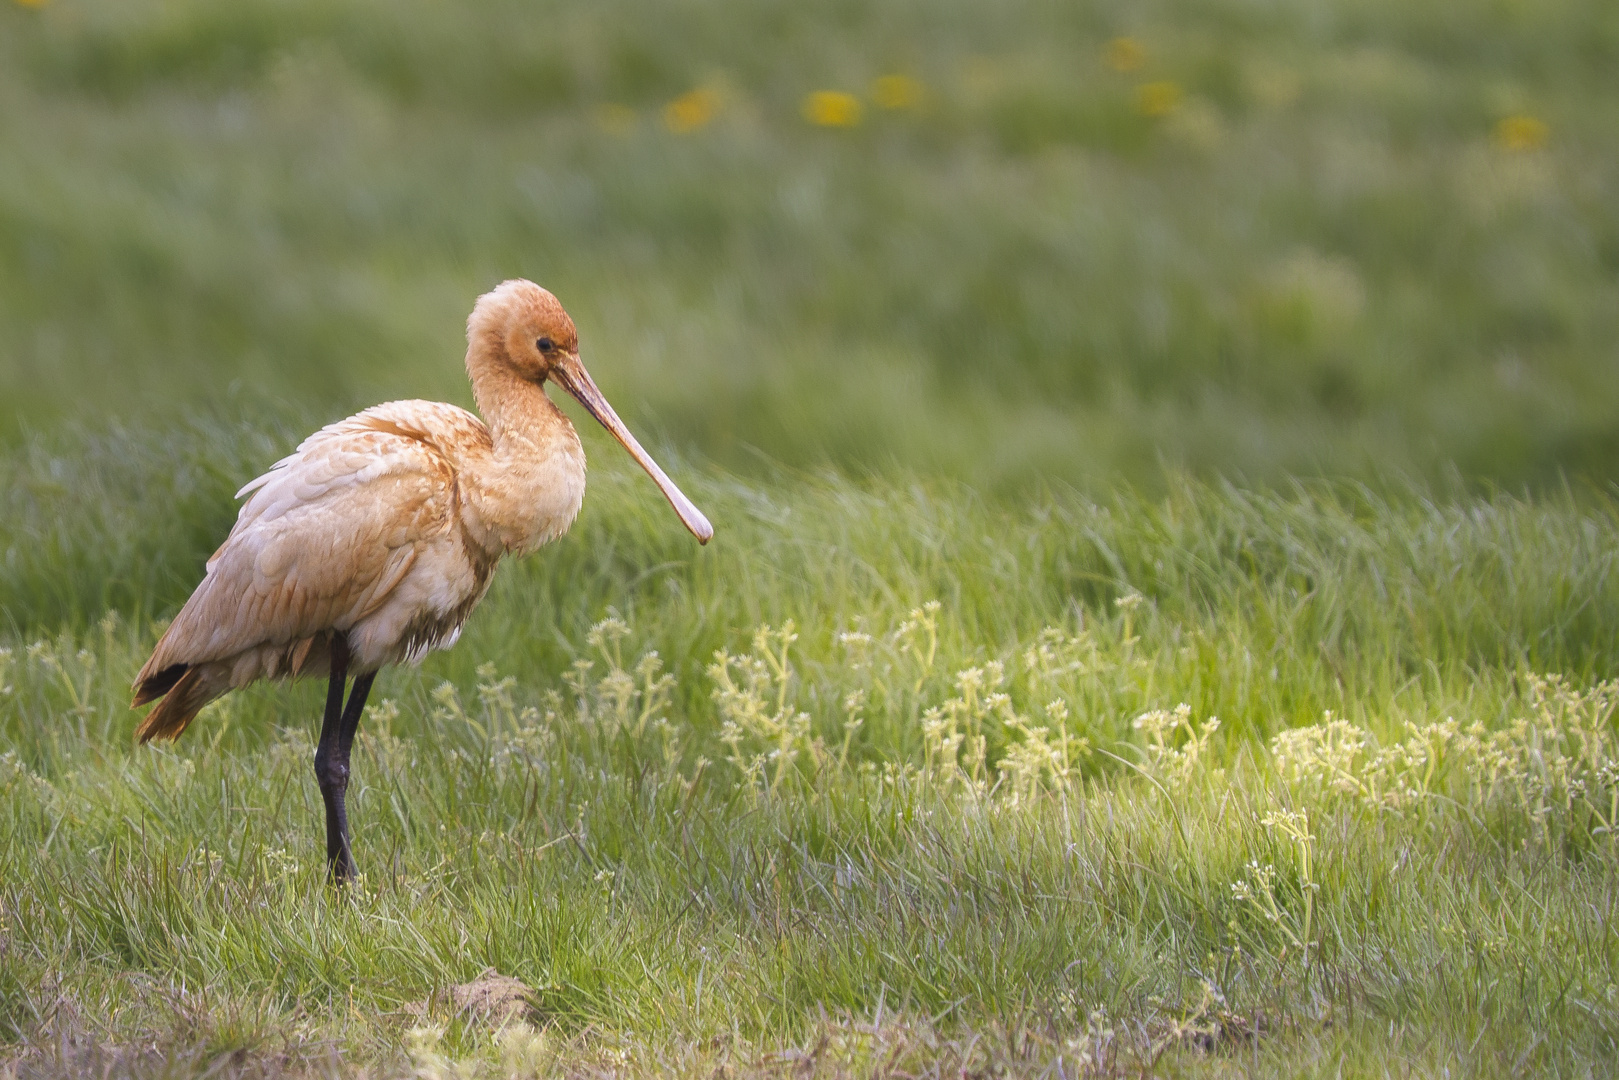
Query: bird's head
[[471, 279, 713, 545]]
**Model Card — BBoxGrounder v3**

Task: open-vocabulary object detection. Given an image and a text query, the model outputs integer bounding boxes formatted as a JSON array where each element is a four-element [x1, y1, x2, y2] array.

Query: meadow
[[3, 0, 1619, 1076]]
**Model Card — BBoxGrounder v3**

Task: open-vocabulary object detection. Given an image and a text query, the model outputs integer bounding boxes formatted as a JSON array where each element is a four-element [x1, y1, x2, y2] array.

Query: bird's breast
[[461, 434, 587, 558]]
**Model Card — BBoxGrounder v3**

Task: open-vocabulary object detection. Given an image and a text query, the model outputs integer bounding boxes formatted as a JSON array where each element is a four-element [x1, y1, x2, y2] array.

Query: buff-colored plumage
[[132, 280, 710, 741]]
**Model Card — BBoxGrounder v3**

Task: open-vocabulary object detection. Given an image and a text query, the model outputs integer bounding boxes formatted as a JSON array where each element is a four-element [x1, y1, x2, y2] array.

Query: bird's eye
[[537, 336, 555, 353]]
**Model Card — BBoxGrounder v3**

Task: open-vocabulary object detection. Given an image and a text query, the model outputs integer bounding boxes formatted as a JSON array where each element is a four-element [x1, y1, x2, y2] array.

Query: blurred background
[[2, 0, 1616, 492]]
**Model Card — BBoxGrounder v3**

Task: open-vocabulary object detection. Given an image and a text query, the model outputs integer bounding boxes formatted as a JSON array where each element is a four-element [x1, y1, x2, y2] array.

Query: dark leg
[[329, 670, 375, 881], [313, 636, 375, 884]]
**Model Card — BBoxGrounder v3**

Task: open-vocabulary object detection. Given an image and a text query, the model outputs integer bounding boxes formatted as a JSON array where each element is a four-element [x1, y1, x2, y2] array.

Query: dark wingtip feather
[[131, 663, 188, 708], [134, 668, 212, 742]]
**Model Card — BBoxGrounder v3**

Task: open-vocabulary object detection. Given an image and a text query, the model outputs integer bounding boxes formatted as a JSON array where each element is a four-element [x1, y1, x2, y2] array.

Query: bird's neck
[[462, 342, 587, 555]]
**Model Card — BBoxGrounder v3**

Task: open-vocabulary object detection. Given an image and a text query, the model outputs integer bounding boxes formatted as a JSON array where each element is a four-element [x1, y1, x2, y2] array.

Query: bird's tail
[[133, 665, 228, 743]]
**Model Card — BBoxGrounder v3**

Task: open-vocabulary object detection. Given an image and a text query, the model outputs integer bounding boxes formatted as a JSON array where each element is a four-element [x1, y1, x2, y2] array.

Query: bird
[[129, 279, 711, 882]]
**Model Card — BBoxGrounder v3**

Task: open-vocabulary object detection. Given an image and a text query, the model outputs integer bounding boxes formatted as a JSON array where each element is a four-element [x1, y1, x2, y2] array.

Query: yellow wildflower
[[803, 90, 863, 128], [1106, 37, 1145, 73], [872, 74, 924, 110], [663, 88, 720, 134], [1136, 80, 1182, 117], [1493, 114, 1548, 152]]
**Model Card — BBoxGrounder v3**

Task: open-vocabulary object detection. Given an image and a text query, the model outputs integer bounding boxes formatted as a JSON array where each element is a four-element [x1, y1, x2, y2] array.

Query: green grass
[[4, 434, 1619, 1075], [3, 0, 1618, 488], [6, 0, 1619, 1074]]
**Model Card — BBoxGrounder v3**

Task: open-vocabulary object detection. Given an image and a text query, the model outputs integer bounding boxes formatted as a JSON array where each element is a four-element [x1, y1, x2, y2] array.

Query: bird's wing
[[136, 402, 489, 684], [229, 400, 491, 539]]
